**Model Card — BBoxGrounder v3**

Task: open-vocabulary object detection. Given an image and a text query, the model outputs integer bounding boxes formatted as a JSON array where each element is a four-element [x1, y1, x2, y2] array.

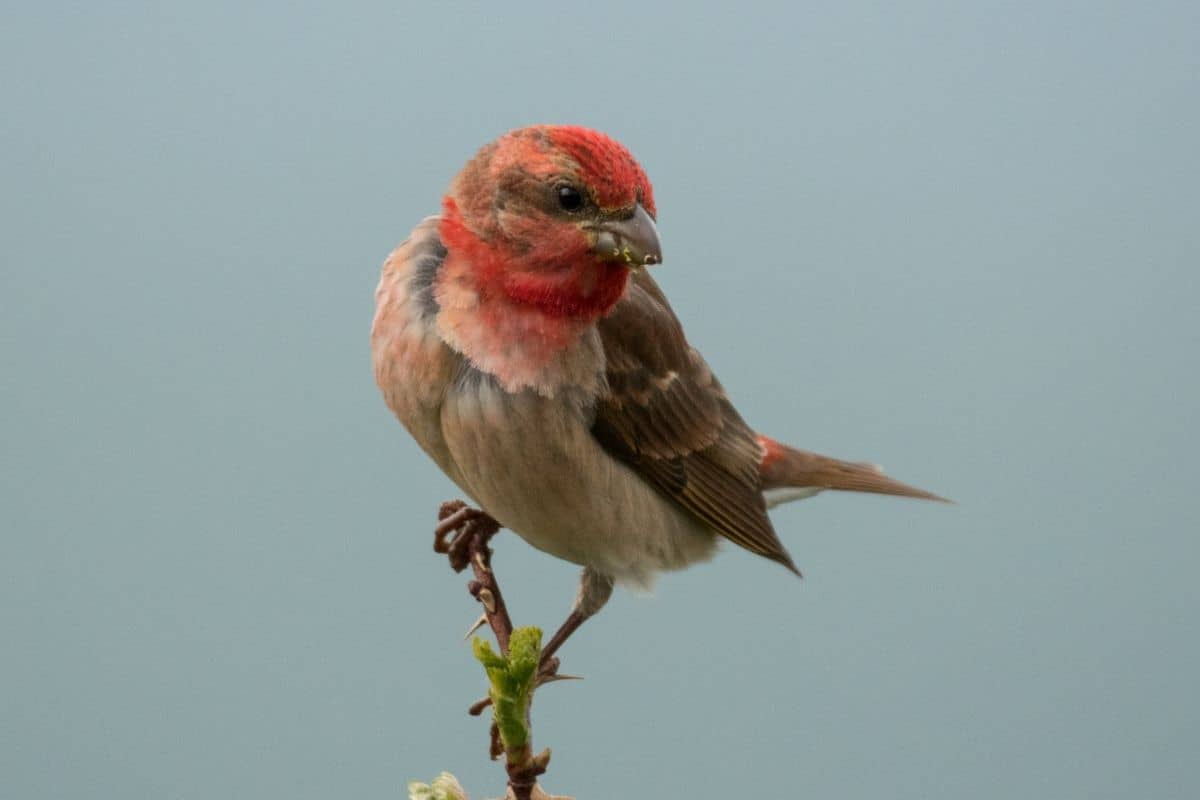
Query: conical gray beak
[[589, 203, 662, 267]]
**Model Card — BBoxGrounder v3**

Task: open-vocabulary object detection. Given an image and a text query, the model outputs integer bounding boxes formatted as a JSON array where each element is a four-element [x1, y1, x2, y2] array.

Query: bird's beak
[[588, 203, 662, 269]]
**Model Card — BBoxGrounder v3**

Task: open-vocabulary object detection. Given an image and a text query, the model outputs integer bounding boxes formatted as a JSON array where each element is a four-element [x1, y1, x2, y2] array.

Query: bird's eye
[[556, 185, 585, 212]]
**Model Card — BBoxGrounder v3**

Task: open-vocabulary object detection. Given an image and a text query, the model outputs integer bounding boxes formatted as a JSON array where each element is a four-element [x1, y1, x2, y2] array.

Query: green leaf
[[472, 626, 543, 759]]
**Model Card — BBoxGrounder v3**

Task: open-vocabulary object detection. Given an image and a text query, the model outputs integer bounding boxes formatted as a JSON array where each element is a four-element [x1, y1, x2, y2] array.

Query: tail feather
[[757, 435, 949, 505]]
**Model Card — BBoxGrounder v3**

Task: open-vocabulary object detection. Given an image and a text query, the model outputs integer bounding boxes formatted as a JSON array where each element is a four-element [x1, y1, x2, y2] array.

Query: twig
[[435, 501, 553, 800]]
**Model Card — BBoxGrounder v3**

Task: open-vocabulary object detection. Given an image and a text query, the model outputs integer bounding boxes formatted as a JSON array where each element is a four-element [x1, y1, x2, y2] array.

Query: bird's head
[[438, 125, 660, 320]]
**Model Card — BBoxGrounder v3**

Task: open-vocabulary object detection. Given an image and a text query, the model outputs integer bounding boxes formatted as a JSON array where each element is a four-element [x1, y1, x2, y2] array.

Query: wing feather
[[592, 271, 797, 573]]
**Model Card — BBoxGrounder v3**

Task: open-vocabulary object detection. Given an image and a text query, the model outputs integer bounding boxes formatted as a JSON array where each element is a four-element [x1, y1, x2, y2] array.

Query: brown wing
[[592, 271, 798, 573]]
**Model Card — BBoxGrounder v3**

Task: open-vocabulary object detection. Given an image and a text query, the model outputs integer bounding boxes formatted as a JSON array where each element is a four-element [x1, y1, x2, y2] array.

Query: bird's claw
[[435, 501, 499, 573], [537, 654, 561, 679], [536, 654, 582, 686]]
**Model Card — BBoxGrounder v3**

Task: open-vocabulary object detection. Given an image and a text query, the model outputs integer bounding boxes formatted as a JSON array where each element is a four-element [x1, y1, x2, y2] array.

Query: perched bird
[[372, 125, 943, 666]]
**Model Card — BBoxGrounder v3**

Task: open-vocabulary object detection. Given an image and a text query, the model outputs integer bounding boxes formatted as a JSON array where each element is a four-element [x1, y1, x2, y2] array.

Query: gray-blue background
[[3, 2, 1197, 798]]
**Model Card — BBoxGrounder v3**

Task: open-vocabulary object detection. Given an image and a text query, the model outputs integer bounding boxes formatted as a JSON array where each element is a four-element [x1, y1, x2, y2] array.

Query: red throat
[[438, 197, 630, 320]]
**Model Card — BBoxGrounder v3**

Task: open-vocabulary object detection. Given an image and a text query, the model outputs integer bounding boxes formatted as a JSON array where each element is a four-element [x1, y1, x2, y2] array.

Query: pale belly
[[436, 374, 718, 587]]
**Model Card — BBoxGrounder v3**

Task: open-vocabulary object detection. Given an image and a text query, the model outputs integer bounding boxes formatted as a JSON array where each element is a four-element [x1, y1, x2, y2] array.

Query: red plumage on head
[[440, 196, 629, 320], [438, 125, 655, 321], [542, 126, 656, 216]]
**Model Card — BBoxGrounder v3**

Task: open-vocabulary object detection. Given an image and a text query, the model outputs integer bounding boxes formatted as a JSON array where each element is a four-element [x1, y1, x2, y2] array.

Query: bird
[[372, 125, 944, 670]]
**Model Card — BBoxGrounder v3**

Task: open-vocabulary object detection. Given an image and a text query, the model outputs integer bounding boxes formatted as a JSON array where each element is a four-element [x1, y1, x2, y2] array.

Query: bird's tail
[[757, 435, 949, 509]]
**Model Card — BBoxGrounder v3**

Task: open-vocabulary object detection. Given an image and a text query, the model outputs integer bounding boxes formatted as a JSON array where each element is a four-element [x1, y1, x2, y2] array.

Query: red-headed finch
[[372, 126, 945, 665]]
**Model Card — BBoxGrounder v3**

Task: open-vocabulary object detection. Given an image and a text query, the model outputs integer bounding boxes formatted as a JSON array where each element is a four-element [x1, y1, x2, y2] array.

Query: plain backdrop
[[3, 2, 1197, 798]]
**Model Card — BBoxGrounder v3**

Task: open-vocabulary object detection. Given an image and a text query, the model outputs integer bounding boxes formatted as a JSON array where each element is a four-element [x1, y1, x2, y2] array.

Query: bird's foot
[[435, 500, 500, 573], [537, 655, 561, 680], [535, 653, 582, 686]]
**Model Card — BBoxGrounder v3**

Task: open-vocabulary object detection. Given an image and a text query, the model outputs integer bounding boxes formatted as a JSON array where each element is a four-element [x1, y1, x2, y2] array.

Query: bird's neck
[[438, 197, 630, 320], [432, 236, 607, 398]]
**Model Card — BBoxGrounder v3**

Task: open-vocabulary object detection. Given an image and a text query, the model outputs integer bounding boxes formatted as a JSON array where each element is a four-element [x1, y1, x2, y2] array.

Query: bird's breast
[[439, 374, 718, 587]]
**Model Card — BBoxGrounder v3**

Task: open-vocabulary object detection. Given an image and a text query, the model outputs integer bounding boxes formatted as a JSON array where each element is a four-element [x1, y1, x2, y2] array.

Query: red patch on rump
[[757, 435, 785, 470]]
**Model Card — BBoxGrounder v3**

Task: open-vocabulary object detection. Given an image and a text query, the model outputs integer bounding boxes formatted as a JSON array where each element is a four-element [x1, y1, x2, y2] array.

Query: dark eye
[[556, 184, 585, 212]]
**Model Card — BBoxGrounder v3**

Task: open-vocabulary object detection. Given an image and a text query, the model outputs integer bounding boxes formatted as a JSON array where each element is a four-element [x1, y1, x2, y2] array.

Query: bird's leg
[[435, 500, 500, 573], [537, 567, 614, 678], [468, 567, 613, 718], [436, 500, 512, 654]]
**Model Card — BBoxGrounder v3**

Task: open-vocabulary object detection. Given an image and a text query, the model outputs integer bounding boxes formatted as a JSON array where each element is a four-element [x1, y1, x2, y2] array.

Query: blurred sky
[[2, 2, 1198, 798]]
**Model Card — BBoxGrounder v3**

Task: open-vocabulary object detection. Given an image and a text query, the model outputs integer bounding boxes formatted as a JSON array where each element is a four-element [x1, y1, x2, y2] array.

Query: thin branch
[[435, 501, 556, 800]]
